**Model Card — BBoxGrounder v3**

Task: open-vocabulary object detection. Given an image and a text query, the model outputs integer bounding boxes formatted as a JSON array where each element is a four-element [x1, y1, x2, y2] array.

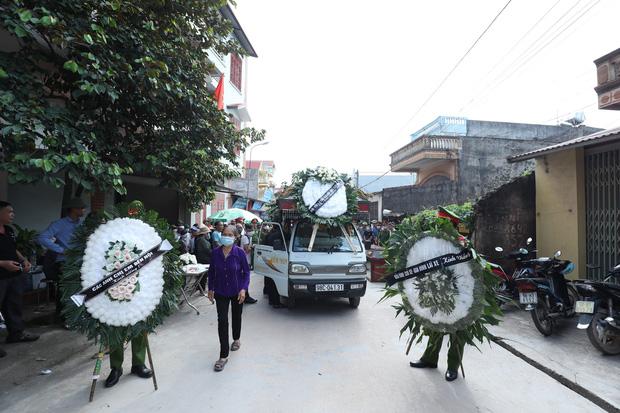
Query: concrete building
[[508, 48, 620, 280], [189, 5, 258, 225], [381, 116, 600, 216]]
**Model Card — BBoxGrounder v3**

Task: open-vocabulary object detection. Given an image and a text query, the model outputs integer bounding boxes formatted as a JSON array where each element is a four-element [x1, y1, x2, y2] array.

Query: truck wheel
[[349, 297, 360, 309], [286, 295, 296, 310]]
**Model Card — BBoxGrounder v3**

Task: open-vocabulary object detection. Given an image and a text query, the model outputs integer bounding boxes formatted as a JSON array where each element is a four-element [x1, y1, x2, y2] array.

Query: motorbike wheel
[[565, 285, 578, 318], [587, 311, 620, 355], [531, 299, 554, 336]]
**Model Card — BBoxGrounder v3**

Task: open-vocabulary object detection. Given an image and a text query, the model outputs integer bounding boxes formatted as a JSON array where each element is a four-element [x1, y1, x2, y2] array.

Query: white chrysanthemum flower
[[301, 178, 347, 218], [81, 218, 165, 327]]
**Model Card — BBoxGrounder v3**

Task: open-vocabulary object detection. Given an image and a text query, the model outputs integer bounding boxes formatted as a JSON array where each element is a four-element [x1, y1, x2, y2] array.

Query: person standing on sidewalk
[[207, 225, 250, 372], [0, 201, 39, 356], [37, 198, 86, 321], [211, 221, 224, 248]]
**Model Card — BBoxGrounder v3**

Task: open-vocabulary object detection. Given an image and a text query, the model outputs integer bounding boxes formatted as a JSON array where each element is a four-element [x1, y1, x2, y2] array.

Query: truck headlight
[[290, 264, 310, 274], [349, 264, 367, 274], [350, 283, 365, 289]]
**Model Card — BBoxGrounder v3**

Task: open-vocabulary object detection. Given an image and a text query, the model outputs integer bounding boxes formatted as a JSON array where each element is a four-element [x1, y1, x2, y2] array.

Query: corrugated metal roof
[[508, 126, 620, 162]]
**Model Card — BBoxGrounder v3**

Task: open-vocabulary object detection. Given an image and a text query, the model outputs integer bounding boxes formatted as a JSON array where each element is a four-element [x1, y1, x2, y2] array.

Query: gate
[[585, 145, 620, 280]]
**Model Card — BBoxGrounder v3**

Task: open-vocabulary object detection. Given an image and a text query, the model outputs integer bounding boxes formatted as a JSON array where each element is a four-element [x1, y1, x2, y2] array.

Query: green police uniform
[[420, 331, 465, 371], [109, 335, 147, 369]]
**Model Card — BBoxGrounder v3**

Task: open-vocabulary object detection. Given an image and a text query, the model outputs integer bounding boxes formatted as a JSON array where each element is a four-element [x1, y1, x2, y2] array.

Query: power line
[[488, 0, 600, 96], [458, 0, 563, 113], [382, 0, 514, 150], [460, 0, 600, 112], [358, 169, 392, 190]]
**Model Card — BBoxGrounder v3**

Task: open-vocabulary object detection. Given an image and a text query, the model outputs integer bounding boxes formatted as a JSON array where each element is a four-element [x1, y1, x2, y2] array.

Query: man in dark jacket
[[0, 201, 39, 357], [194, 226, 212, 292], [194, 226, 212, 265]]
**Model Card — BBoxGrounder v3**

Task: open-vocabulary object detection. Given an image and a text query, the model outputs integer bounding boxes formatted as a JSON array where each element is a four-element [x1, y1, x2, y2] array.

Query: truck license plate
[[316, 284, 344, 292], [519, 292, 538, 304], [575, 301, 595, 314]]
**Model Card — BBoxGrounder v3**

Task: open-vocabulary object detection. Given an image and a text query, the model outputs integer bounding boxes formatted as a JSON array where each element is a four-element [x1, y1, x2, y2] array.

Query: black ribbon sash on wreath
[[308, 180, 344, 214], [70, 240, 173, 306], [385, 249, 474, 286]]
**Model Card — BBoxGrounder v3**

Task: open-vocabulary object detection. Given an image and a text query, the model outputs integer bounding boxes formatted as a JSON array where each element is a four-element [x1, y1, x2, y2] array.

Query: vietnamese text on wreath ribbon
[[308, 180, 345, 214], [385, 249, 474, 286], [70, 240, 173, 306]]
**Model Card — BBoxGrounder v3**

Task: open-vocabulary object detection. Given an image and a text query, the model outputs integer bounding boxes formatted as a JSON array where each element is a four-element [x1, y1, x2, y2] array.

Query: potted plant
[[13, 224, 42, 267]]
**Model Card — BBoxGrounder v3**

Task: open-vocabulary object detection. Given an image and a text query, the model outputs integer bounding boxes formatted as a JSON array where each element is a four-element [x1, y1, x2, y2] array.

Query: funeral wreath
[[60, 201, 183, 348]]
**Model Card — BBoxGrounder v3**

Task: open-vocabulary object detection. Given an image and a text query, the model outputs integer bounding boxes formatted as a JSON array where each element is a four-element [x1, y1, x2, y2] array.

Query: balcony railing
[[390, 136, 462, 167]]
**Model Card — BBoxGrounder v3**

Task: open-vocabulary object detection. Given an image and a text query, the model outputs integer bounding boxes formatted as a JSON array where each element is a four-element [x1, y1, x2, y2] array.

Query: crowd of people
[[357, 219, 396, 252]]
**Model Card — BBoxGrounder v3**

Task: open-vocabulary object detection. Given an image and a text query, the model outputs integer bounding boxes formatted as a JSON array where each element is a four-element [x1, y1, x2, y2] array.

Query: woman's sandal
[[230, 341, 241, 351], [214, 358, 228, 372]]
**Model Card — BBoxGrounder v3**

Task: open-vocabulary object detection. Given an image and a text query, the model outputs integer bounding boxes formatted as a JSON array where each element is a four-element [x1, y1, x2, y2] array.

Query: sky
[[233, 0, 620, 184]]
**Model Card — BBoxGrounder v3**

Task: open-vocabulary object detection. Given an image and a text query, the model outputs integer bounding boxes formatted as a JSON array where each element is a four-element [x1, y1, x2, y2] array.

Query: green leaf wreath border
[[381, 209, 503, 349]]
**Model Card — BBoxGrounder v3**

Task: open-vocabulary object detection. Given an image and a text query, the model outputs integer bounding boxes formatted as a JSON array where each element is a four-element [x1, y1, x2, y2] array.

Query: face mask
[[221, 236, 235, 246]]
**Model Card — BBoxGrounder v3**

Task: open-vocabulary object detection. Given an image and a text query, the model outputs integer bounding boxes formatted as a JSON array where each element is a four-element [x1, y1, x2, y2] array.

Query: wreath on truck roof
[[270, 167, 362, 226], [381, 208, 502, 352], [60, 200, 183, 348]]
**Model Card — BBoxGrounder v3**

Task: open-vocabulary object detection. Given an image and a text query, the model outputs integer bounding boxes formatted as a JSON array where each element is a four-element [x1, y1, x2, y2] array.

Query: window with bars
[[230, 53, 242, 91]]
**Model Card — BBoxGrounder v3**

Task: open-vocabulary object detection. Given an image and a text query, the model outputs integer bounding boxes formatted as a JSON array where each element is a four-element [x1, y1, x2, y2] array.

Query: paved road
[[1, 277, 604, 413]]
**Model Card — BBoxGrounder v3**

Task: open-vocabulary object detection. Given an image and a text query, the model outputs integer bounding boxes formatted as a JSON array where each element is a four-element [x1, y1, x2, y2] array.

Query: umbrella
[[209, 208, 263, 224]]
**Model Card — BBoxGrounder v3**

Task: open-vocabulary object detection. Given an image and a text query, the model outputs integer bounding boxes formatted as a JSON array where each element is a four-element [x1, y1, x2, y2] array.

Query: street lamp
[[246, 141, 270, 203]]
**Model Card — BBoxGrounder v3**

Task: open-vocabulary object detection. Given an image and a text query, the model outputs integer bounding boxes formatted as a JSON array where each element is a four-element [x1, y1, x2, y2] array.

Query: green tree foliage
[[0, 1, 264, 208]]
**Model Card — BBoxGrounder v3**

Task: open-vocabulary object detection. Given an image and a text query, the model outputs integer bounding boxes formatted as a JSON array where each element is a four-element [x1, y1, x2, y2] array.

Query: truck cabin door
[[253, 222, 289, 297]]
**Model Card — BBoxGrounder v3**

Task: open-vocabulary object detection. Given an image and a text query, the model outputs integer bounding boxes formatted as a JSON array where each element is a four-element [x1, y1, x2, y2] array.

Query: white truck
[[253, 198, 369, 308]]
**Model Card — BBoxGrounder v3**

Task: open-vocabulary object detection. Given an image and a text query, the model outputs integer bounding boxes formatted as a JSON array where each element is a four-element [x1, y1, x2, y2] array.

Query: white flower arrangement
[[80, 218, 165, 327], [103, 241, 142, 302], [301, 178, 348, 218], [403, 237, 476, 326], [179, 253, 197, 265]]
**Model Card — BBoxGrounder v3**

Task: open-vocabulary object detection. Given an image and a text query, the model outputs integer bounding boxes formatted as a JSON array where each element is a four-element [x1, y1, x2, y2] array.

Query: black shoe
[[105, 368, 123, 388], [6, 332, 40, 343], [445, 369, 458, 382], [131, 365, 153, 379], [271, 303, 285, 309], [0, 348, 6, 358], [409, 359, 437, 369], [245, 296, 258, 304]]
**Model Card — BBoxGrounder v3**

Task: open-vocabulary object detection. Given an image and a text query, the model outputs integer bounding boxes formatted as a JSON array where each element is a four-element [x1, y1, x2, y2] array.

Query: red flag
[[213, 74, 224, 110]]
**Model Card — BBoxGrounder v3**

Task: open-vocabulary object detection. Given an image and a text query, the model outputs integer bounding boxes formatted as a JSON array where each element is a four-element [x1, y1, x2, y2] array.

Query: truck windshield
[[293, 221, 362, 253]]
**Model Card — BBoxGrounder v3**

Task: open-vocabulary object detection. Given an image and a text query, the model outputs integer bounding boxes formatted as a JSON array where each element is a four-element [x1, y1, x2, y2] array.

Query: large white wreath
[[301, 178, 348, 218], [80, 218, 165, 326], [403, 237, 476, 326]]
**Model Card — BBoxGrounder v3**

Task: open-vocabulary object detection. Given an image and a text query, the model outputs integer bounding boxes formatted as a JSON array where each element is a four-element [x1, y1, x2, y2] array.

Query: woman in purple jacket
[[207, 225, 250, 372]]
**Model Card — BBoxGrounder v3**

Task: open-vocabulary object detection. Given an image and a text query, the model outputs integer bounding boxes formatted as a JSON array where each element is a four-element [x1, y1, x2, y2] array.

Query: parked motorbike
[[574, 264, 620, 355], [515, 251, 578, 336], [491, 237, 537, 306]]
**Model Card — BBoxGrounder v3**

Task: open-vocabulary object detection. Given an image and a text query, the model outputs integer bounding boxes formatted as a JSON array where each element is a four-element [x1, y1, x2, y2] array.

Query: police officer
[[105, 336, 153, 387]]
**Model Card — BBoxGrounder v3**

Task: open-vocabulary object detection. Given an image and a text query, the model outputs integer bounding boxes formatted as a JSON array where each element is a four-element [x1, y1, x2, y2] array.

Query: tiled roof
[[508, 126, 620, 162]]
